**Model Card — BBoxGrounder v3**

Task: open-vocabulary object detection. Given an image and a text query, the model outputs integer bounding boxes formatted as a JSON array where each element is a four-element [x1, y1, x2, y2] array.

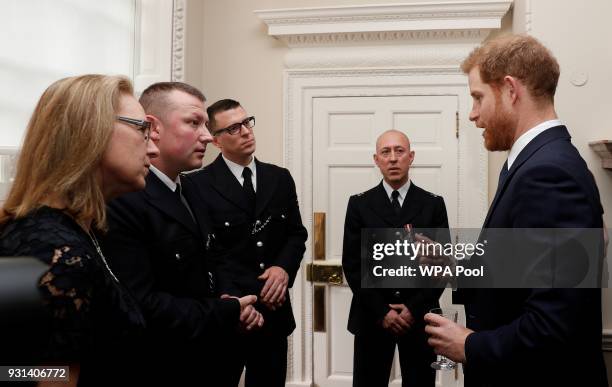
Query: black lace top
[[0, 206, 145, 380]]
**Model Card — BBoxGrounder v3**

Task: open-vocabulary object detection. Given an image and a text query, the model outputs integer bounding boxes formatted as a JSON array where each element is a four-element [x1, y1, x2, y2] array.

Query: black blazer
[[184, 155, 308, 336], [101, 172, 240, 360], [455, 126, 608, 386], [342, 182, 449, 335]]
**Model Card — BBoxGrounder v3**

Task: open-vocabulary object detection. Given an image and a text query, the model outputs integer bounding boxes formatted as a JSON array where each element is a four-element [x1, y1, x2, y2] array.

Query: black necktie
[[242, 167, 256, 215], [175, 182, 183, 200], [491, 160, 510, 202], [498, 160, 509, 186], [391, 190, 401, 215], [175, 182, 195, 222]]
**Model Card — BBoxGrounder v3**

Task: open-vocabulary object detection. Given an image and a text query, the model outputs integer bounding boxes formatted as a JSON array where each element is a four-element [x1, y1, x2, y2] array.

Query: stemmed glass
[[429, 307, 460, 370]]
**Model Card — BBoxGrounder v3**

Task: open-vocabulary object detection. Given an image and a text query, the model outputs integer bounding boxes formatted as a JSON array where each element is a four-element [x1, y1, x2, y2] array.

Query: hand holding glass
[[429, 307, 459, 370]]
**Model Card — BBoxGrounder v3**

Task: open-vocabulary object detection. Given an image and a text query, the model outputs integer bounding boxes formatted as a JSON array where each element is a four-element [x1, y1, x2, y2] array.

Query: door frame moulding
[[284, 71, 485, 386], [133, 0, 176, 93], [256, 1, 513, 385]]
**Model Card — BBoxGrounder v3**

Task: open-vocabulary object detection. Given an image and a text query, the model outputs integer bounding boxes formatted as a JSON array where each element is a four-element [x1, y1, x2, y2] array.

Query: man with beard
[[101, 83, 262, 385], [424, 35, 608, 386]]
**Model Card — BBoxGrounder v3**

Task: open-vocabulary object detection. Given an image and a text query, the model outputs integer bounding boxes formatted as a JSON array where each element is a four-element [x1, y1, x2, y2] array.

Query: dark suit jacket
[[342, 182, 449, 335], [455, 126, 608, 386], [184, 154, 308, 336], [101, 172, 240, 364]]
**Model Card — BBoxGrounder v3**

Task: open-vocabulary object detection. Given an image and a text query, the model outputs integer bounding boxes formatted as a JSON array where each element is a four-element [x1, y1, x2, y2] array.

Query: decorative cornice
[[283, 29, 488, 47], [285, 67, 462, 78], [171, 0, 186, 82], [284, 43, 475, 69], [255, 1, 512, 47]]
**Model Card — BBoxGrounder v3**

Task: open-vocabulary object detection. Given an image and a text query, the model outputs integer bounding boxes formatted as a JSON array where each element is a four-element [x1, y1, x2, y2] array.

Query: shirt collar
[[382, 179, 411, 201], [150, 165, 180, 192], [222, 154, 257, 182], [507, 119, 563, 169]]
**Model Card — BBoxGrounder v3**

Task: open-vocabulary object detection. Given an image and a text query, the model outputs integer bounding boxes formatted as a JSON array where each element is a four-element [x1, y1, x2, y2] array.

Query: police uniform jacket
[[101, 171, 241, 382], [184, 154, 308, 336], [342, 182, 449, 335]]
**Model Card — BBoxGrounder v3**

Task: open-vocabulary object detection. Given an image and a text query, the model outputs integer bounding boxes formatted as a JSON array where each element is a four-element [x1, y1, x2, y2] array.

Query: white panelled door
[[311, 95, 459, 387]]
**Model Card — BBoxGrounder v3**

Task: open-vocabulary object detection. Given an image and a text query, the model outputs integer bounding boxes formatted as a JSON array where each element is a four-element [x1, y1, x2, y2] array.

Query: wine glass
[[429, 307, 460, 370]]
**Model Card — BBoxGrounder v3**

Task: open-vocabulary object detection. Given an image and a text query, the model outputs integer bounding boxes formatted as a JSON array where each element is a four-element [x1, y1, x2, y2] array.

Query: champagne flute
[[429, 307, 460, 370]]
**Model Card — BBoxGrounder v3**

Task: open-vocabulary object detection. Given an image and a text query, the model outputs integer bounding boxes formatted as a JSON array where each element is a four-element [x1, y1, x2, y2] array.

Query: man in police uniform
[[102, 84, 261, 386], [342, 130, 449, 387], [185, 99, 307, 387]]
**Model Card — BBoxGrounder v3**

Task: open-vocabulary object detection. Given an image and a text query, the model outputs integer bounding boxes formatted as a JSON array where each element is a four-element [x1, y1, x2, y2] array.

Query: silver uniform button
[[175, 253, 181, 260], [255, 220, 261, 225], [394, 291, 401, 297], [395, 231, 401, 236], [256, 241, 263, 247], [224, 222, 230, 226], [281, 214, 286, 219], [259, 263, 265, 269]]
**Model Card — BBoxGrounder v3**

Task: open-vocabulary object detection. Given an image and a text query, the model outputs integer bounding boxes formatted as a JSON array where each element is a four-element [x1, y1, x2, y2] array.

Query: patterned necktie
[[391, 190, 401, 215], [242, 167, 256, 215]]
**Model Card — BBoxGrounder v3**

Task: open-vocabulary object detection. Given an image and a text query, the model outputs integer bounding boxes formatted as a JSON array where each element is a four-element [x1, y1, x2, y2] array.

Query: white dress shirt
[[150, 165, 180, 192], [382, 179, 411, 207], [507, 119, 563, 169], [222, 154, 257, 192], [149, 165, 195, 220]]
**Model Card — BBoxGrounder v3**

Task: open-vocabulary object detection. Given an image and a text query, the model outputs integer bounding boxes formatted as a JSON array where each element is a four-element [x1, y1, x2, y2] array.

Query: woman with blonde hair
[[0, 74, 159, 386]]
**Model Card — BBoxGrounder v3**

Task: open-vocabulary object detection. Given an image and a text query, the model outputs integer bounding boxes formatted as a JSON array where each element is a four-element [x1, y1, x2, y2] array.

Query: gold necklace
[[88, 231, 120, 284]]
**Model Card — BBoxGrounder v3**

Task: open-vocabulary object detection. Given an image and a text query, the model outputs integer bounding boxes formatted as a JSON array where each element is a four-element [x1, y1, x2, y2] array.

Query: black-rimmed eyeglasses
[[213, 116, 255, 136], [116, 116, 152, 142]]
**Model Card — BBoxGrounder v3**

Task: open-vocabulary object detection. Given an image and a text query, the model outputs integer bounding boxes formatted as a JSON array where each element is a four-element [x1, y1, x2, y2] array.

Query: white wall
[[0, 0, 136, 148]]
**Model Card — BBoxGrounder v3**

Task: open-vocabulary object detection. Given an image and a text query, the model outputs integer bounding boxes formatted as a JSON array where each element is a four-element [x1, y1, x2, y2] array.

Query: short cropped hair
[[206, 99, 242, 132], [1, 74, 133, 230], [139, 82, 206, 117], [461, 35, 560, 103]]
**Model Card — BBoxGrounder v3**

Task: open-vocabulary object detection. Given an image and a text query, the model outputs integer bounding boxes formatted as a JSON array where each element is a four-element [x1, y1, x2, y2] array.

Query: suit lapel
[[144, 173, 199, 236], [367, 183, 399, 227], [208, 154, 250, 213], [398, 183, 424, 226], [482, 125, 570, 227], [254, 159, 279, 218]]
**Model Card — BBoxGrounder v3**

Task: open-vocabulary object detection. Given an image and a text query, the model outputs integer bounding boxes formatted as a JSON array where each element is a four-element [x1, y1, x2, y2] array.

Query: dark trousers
[[224, 329, 288, 387], [353, 328, 435, 387]]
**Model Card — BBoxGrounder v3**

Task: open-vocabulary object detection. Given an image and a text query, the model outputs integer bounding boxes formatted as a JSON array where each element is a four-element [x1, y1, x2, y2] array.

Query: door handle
[[310, 264, 344, 333], [313, 284, 325, 332], [309, 212, 343, 284], [306, 262, 343, 285], [313, 212, 325, 261], [311, 212, 339, 332]]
